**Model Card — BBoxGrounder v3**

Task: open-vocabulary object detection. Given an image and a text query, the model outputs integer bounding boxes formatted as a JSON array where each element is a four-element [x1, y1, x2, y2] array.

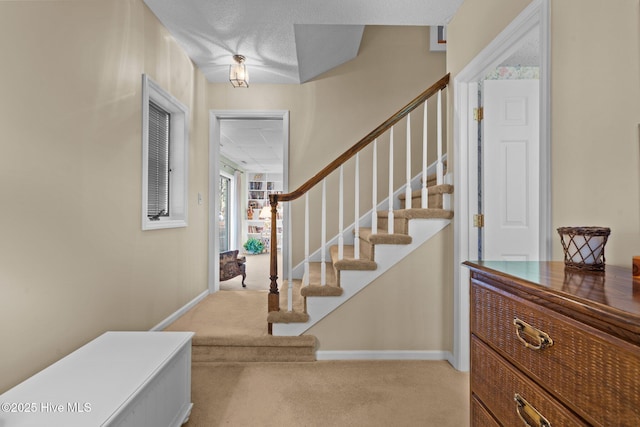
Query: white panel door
[[483, 79, 539, 261]]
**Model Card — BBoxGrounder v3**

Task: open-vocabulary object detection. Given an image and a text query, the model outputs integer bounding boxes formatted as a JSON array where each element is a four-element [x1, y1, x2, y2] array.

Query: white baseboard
[[150, 289, 210, 331], [316, 350, 453, 361]]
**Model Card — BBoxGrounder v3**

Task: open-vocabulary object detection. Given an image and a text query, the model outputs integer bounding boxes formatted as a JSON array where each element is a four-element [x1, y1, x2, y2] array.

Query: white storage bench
[[0, 331, 194, 427]]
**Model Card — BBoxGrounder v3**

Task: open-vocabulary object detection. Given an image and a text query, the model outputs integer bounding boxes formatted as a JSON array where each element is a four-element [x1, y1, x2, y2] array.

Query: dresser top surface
[[464, 261, 640, 325]]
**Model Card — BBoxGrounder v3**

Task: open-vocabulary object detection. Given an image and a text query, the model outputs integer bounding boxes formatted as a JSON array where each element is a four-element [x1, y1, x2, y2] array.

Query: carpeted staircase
[[169, 75, 451, 364], [268, 171, 453, 337]]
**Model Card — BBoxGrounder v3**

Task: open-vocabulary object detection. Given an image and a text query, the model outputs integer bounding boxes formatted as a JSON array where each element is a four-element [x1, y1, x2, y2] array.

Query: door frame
[[451, 0, 550, 371], [208, 110, 290, 293], [218, 170, 235, 252]]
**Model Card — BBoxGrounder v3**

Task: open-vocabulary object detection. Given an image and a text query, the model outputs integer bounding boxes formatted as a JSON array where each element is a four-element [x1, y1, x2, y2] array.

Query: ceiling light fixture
[[229, 54, 249, 88]]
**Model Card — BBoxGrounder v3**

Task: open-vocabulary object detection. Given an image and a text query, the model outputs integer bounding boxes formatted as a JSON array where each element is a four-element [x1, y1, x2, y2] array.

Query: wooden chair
[[219, 250, 246, 287]]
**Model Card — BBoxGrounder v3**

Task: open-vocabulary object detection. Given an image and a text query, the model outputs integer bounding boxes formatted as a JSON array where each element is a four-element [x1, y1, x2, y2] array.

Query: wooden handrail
[[269, 73, 449, 206], [267, 73, 450, 327]]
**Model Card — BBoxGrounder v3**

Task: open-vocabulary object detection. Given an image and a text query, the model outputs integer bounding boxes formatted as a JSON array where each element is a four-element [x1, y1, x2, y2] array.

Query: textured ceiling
[[143, 0, 463, 84], [143, 1, 542, 173], [144, 0, 464, 171], [220, 119, 285, 173]]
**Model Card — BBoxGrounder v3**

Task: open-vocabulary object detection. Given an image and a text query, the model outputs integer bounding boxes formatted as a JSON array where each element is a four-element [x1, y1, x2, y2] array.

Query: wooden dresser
[[464, 261, 640, 426]]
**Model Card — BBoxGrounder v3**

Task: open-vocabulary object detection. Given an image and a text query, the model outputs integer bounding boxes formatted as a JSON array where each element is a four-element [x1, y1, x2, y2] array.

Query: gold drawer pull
[[514, 393, 551, 427], [513, 318, 554, 351]]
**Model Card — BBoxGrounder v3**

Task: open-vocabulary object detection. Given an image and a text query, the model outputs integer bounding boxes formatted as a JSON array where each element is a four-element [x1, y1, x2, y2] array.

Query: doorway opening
[[209, 110, 290, 293], [452, 0, 550, 371]]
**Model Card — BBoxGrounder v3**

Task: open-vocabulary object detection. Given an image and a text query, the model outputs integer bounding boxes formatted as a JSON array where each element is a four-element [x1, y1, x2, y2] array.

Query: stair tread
[[301, 285, 344, 297], [377, 208, 453, 219], [267, 310, 310, 324], [329, 245, 377, 270], [397, 184, 454, 200], [358, 228, 412, 245]]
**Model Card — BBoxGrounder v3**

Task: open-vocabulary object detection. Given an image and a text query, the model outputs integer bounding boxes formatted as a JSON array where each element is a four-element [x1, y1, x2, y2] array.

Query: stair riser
[[403, 193, 443, 209], [359, 239, 374, 261], [377, 217, 409, 235], [192, 345, 316, 363]]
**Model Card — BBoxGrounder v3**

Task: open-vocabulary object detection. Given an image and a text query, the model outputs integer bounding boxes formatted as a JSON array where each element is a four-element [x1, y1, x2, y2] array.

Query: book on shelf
[[247, 225, 264, 233]]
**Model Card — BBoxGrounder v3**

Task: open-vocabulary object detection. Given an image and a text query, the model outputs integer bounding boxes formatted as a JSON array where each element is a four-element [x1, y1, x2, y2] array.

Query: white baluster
[[338, 165, 344, 260], [388, 126, 394, 234], [321, 179, 327, 286], [422, 101, 428, 208], [372, 139, 378, 235], [437, 90, 444, 185], [354, 153, 360, 260], [406, 113, 412, 208], [304, 193, 309, 286], [287, 204, 293, 312]]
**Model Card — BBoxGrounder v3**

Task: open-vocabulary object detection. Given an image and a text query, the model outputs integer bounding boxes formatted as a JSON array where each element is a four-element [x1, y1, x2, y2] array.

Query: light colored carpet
[[165, 290, 269, 336], [220, 252, 280, 291], [185, 360, 469, 426], [169, 250, 470, 426]]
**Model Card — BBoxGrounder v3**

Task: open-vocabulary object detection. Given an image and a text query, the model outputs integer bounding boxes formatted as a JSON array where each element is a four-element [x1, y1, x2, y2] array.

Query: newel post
[[267, 196, 280, 333]]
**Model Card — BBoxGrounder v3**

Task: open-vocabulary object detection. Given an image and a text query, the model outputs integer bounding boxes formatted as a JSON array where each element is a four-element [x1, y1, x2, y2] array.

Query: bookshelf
[[245, 172, 283, 252]]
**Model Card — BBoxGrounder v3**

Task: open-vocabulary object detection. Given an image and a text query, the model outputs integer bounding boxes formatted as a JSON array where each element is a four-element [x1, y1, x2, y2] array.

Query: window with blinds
[[148, 101, 170, 218], [141, 74, 188, 231]]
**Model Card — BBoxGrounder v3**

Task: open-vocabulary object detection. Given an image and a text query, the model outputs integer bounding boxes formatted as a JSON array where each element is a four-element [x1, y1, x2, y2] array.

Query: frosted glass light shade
[[229, 55, 249, 88]]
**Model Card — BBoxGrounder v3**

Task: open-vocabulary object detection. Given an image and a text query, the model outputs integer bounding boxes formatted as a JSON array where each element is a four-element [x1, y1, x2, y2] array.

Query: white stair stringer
[[272, 217, 451, 336]]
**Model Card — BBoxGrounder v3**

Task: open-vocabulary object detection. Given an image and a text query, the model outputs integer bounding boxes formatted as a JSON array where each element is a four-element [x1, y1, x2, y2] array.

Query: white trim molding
[[452, 0, 551, 372], [316, 350, 453, 361], [208, 110, 290, 294], [150, 289, 209, 331]]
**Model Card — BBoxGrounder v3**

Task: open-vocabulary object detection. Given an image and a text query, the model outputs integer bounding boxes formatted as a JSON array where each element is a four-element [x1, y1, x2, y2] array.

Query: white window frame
[[141, 74, 189, 230], [219, 170, 236, 251]]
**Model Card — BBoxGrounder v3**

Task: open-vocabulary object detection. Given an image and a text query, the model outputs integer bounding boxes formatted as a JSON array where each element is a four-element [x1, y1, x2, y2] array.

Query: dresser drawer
[[472, 337, 588, 426], [471, 394, 500, 427], [471, 280, 640, 426]]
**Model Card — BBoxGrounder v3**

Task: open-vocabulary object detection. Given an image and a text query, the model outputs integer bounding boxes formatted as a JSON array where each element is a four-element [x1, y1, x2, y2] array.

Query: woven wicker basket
[[557, 226, 611, 271]]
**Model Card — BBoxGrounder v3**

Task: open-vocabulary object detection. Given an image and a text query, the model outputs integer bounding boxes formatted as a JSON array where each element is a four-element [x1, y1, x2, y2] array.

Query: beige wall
[[446, 0, 532, 77], [308, 226, 453, 352], [447, 0, 640, 267], [551, 0, 640, 265], [0, 0, 210, 392]]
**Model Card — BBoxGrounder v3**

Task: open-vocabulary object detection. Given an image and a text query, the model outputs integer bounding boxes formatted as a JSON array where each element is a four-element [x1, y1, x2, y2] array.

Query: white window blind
[[148, 101, 170, 218], [141, 74, 188, 230]]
